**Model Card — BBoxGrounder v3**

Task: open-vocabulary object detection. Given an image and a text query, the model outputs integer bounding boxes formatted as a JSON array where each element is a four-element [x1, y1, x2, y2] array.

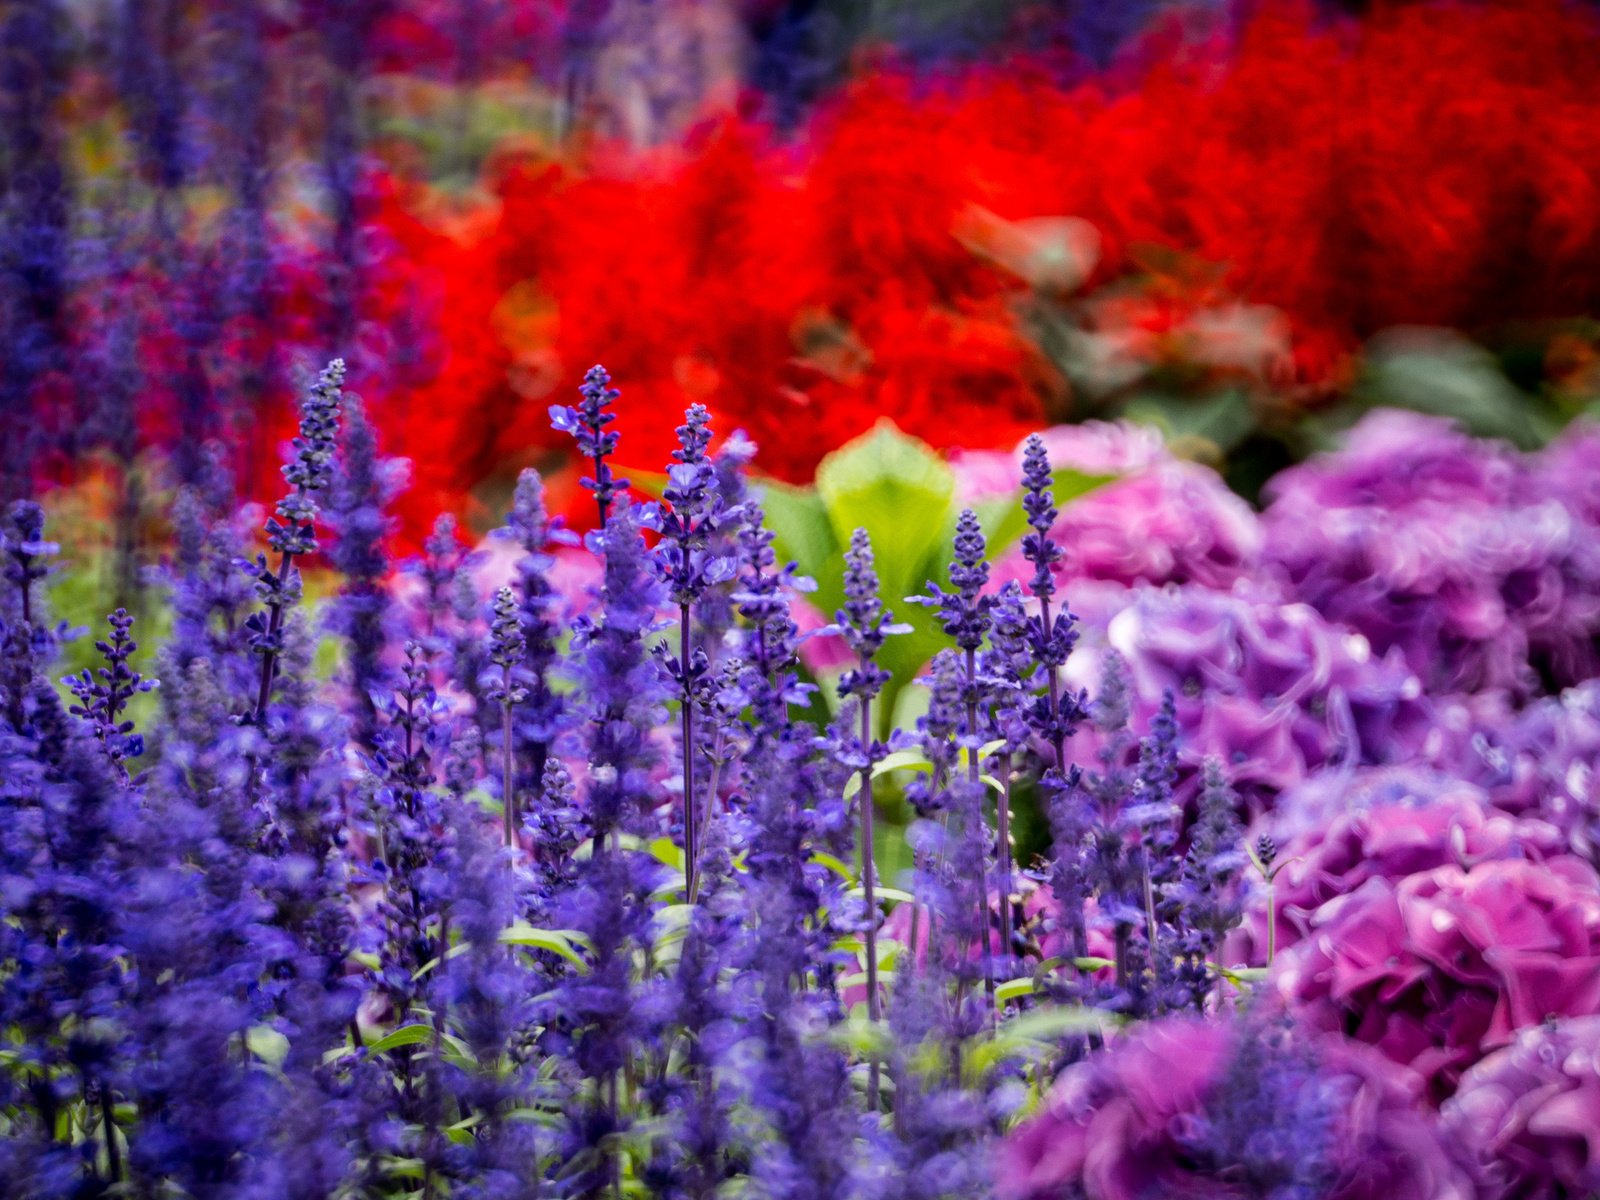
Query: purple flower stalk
[[834, 527, 907, 1100], [914, 508, 997, 999], [64, 607, 157, 784], [550, 363, 627, 528], [487, 584, 528, 845], [496, 468, 570, 813], [656, 405, 737, 899], [324, 395, 404, 749], [1019, 434, 1083, 767], [248, 358, 345, 723]]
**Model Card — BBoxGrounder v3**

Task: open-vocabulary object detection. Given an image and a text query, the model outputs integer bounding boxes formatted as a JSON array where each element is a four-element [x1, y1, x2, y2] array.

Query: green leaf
[[646, 837, 685, 872], [995, 977, 1038, 1004], [1001, 1005, 1111, 1044], [1215, 965, 1269, 987], [1356, 330, 1543, 449], [760, 479, 840, 606], [245, 1024, 289, 1069], [844, 884, 915, 905], [500, 925, 589, 971], [811, 851, 855, 880], [1124, 388, 1257, 456], [369, 1024, 436, 1054], [969, 1005, 1116, 1074], [1071, 956, 1114, 973], [814, 419, 956, 618], [826, 1016, 895, 1059], [842, 748, 933, 799]]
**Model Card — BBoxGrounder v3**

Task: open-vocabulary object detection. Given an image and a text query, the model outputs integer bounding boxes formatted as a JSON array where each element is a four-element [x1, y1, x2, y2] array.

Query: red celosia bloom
[[347, 0, 1600, 540]]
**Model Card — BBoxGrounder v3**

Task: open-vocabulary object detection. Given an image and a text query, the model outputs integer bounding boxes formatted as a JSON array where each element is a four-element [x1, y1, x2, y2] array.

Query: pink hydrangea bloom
[[1276, 855, 1600, 1101], [1233, 766, 1565, 966], [1442, 1015, 1600, 1198], [1262, 410, 1600, 696], [998, 1016, 1476, 1200], [1061, 582, 1431, 816]]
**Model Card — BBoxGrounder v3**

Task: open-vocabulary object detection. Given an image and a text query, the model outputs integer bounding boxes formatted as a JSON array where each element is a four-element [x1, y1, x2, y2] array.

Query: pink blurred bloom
[[1276, 855, 1600, 1101], [1442, 1015, 1600, 1198]]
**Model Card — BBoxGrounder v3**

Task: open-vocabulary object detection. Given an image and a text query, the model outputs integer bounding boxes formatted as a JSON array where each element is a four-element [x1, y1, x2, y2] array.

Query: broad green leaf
[[1355, 330, 1543, 449], [995, 977, 1038, 1004], [814, 420, 956, 618], [811, 850, 855, 880], [837, 968, 897, 990], [969, 1005, 1115, 1074], [500, 925, 589, 971], [1124, 388, 1256, 456], [646, 837, 685, 872], [350, 950, 382, 973], [842, 749, 933, 799], [1001, 1005, 1111, 1045], [844, 884, 915, 905], [826, 1016, 895, 1059], [760, 478, 840, 601], [1215, 965, 1269, 987], [369, 1024, 436, 1054]]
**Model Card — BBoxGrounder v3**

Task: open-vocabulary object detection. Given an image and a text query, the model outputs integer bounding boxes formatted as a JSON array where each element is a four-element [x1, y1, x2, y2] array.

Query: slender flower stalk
[[64, 607, 157, 785], [550, 364, 626, 529], [1020, 434, 1079, 770], [915, 509, 997, 1001], [247, 358, 345, 723], [497, 468, 570, 806], [488, 585, 527, 846], [654, 405, 735, 899], [835, 529, 908, 1103], [982, 581, 1034, 970]]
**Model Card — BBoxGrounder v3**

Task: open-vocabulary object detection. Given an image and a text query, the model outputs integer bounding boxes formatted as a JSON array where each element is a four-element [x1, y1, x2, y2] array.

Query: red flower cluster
[[357, 0, 1600, 538]]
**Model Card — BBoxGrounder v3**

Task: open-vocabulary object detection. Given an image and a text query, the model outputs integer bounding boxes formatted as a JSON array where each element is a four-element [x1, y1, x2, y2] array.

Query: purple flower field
[[5, 354, 1600, 1199]]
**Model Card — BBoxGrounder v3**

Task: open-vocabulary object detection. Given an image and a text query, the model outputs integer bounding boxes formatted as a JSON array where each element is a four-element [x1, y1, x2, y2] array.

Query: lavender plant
[[0, 359, 1373, 1200]]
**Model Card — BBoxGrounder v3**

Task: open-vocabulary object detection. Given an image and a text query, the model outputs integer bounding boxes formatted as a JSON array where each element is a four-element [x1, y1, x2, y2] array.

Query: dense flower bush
[[0, 362, 1277, 1196], [11, 339, 1600, 1194], [1261, 410, 1600, 697]]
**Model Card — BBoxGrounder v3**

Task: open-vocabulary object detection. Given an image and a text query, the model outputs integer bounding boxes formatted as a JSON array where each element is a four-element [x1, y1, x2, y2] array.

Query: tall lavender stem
[[247, 359, 344, 723], [551, 364, 626, 530], [489, 585, 527, 847]]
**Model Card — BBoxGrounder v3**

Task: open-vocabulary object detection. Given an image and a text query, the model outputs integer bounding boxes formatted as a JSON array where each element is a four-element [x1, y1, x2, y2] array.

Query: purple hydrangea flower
[[1262, 409, 1600, 696], [1438, 679, 1600, 866], [998, 1014, 1476, 1200], [1235, 765, 1567, 967], [1275, 854, 1600, 1101], [1442, 1015, 1600, 1198], [1063, 581, 1432, 817]]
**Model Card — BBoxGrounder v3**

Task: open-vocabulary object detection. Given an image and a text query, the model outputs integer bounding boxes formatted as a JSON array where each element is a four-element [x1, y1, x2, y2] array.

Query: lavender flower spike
[[487, 584, 527, 845], [836, 527, 908, 1102], [656, 404, 736, 899], [550, 363, 627, 527], [248, 357, 345, 722], [1020, 433, 1080, 766]]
